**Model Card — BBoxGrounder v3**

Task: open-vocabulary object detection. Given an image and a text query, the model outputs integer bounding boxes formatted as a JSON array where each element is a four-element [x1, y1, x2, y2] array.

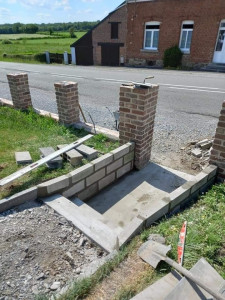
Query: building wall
[[126, 0, 225, 68], [92, 5, 127, 65]]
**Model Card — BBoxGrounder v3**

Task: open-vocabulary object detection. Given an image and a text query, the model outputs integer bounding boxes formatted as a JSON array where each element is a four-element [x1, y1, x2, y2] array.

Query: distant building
[[70, 2, 127, 66]]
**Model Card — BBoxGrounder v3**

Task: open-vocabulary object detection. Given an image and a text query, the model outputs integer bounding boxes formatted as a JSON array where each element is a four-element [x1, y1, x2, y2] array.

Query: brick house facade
[[126, 0, 225, 68]]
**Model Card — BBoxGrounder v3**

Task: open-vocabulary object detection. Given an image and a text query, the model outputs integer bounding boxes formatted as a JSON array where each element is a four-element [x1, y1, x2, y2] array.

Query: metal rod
[[79, 103, 87, 123]]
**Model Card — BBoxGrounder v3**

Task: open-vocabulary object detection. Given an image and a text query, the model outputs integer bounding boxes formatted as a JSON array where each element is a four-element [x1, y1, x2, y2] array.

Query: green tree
[[69, 27, 76, 38]]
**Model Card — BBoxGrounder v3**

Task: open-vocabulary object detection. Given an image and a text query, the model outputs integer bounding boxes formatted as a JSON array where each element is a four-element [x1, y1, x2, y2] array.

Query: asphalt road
[[0, 62, 225, 163]]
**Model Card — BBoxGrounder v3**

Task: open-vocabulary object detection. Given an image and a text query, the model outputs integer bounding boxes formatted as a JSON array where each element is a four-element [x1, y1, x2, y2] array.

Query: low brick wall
[[37, 142, 135, 200]]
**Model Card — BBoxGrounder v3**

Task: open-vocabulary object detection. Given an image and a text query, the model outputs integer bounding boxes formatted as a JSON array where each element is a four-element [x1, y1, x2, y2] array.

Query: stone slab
[[42, 194, 118, 253], [15, 151, 32, 164], [76, 144, 98, 160]]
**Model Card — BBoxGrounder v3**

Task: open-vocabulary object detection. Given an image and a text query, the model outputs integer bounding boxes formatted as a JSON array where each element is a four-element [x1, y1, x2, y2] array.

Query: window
[[111, 22, 119, 39], [144, 22, 160, 50], [180, 21, 194, 53], [215, 21, 225, 52]]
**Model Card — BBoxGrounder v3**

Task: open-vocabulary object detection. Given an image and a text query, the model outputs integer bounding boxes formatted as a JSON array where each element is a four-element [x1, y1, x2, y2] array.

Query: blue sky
[[0, 0, 124, 24]]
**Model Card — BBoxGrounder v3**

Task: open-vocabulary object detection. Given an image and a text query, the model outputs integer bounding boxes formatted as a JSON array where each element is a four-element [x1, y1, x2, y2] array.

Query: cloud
[[4, 0, 71, 10]]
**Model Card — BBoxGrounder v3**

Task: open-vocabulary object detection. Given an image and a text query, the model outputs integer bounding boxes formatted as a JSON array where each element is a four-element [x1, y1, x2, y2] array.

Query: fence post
[[54, 81, 80, 125], [71, 47, 76, 65], [119, 84, 159, 170], [45, 51, 50, 64], [7, 73, 33, 110], [64, 51, 69, 65]]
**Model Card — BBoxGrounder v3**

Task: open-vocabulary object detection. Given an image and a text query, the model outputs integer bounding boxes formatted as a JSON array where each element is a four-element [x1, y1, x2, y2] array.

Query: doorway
[[213, 20, 225, 63]]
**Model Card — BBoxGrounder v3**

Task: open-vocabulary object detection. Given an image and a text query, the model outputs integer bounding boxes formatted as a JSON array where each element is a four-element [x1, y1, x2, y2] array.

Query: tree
[[21, 24, 39, 34], [69, 27, 76, 38], [49, 28, 53, 35]]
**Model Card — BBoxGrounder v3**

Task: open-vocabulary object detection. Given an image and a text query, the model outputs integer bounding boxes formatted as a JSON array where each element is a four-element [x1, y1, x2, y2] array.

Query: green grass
[[0, 31, 86, 63], [56, 183, 225, 300], [0, 33, 52, 40], [0, 107, 119, 199]]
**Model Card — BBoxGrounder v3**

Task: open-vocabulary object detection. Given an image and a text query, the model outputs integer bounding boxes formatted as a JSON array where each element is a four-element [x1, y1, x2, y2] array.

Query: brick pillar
[[7, 73, 32, 110], [119, 84, 159, 170], [209, 101, 225, 182], [54, 81, 80, 125]]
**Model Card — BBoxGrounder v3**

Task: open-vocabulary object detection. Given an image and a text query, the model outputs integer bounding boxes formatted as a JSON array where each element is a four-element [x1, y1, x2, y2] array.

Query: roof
[[70, 1, 126, 47]]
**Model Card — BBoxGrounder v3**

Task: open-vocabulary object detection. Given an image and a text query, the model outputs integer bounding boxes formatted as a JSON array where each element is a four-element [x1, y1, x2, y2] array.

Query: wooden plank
[[0, 134, 93, 186]]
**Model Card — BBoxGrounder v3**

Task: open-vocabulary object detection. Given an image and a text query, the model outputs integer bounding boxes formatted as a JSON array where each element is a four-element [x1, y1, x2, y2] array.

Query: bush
[[163, 45, 183, 68], [34, 53, 46, 62], [2, 39, 12, 44]]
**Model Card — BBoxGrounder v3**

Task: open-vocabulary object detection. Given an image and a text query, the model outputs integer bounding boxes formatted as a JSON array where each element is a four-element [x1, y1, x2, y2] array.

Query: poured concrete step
[[57, 144, 83, 166], [131, 271, 181, 300], [165, 258, 225, 300], [39, 147, 62, 169], [42, 194, 118, 253], [76, 144, 98, 160]]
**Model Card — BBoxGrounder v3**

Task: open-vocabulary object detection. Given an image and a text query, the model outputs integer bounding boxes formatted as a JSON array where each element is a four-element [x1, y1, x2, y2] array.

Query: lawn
[[0, 31, 86, 63], [0, 107, 119, 200]]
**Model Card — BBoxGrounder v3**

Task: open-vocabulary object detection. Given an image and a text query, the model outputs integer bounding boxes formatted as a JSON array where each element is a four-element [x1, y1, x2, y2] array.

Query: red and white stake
[[177, 221, 187, 266]]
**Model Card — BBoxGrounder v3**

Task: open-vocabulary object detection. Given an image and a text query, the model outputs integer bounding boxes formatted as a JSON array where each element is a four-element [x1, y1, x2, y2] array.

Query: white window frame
[[143, 21, 160, 50], [179, 20, 194, 53]]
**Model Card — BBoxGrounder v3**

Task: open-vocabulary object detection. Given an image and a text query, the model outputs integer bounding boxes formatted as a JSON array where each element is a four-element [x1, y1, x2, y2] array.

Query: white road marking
[[168, 86, 225, 94]]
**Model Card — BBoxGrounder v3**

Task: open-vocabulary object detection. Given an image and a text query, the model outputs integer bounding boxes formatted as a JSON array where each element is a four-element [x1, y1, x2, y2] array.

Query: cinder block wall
[[126, 0, 225, 67], [210, 101, 225, 182]]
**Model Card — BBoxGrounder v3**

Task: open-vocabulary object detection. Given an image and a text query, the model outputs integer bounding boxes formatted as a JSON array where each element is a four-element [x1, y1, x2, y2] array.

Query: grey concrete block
[[37, 175, 70, 197], [92, 153, 113, 171], [86, 168, 106, 187], [39, 147, 62, 169], [15, 151, 32, 165], [110, 144, 130, 160], [106, 158, 123, 174], [191, 172, 208, 194], [203, 165, 217, 180], [99, 172, 116, 190], [0, 187, 37, 213], [76, 144, 98, 160], [169, 183, 192, 210], [199, 176, 216, 195], [70, 163, 94, 184], [78, 183, 98, 201], [116, 162, 132, 178], [128, 142, 135, 152], [62, 180, 85, 198], [57, 144, 83, 166], [191, 148, 202, 158], [123, 151, 134, 164]]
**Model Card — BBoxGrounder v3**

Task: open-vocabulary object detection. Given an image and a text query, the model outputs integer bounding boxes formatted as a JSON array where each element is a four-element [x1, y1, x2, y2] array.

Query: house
[[70, 2, 127, 66], [126, 0, 225, 68]]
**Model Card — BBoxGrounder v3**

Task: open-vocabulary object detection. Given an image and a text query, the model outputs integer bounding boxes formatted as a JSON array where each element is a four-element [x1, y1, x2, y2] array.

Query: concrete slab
[[15, 151, 32, 164], [87, 162, 195, 233]]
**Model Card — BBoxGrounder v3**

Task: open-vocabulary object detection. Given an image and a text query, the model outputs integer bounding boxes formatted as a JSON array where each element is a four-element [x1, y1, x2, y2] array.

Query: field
[[0, 32, 86, 63]]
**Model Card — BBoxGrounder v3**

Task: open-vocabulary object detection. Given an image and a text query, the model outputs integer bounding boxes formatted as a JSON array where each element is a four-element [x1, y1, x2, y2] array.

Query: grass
[[0, 107, 119, 199], [0, 31, 86, 63], [56, 183, 225, 300]]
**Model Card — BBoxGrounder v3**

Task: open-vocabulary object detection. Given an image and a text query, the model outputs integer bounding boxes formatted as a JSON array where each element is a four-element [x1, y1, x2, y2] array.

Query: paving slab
[[76, 144, 98, 160], [15, 151, 32, 164]]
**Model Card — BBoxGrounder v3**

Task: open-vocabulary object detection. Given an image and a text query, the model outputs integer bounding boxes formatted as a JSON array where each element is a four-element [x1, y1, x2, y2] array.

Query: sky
[[0, 0, 124, 24]]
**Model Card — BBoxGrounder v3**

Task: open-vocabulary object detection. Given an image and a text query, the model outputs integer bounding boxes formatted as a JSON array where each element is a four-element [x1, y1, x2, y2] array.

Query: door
[[213, 20, 225, 63], [101, 44, 119, 66]]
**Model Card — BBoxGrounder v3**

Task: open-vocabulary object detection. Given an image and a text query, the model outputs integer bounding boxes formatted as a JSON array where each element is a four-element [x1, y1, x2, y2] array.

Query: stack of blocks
[[119, 84, 159, 169], [54, 81, 80, 125], [7, 73, 32, 110], [210, 100, 225, 181]]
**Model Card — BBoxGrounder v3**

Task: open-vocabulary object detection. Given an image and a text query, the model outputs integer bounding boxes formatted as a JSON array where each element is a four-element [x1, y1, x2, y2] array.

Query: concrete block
[[169, 183, 192, 210], [191, 148, 202, 158], [191, 171, 208, 194], [123, 151, 134, 164], [0, 187, 37, 213], [99, 172, 116, 190], [57, 144, 83, 166], [118, 216, 145, 247], [76, 144, 98, 160], [70, 163, 94, 184], [107, 158, 123, 174], [117, 162, 132, 178], [199, 176, 216, 195], [86, 168, 105, 187], [62, 180, 85, 198], [110, 144, 130, 160], [15, 151, 32, 165], [78, 183, 98, 201], [39, 147, 62, 169], [92, 153, 113, 171], [203, 165, 218, 180], [128, 142, 135, 152], [37, 175, 70, 197]]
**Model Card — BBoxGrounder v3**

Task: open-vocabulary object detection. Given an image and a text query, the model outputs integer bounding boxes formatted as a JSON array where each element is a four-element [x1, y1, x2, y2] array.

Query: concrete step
[[131, 271, 181, 300], [165, 258, 225, 299], [42, 194, 118, 253], [76, 144, 98, 160]]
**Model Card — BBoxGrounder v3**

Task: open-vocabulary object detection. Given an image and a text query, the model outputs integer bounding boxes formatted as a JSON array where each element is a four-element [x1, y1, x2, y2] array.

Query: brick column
[[209, 101, 225, 182], [119, 84, 159, 170], [54, 81, 80, 125], [7, 73, 32, 110]]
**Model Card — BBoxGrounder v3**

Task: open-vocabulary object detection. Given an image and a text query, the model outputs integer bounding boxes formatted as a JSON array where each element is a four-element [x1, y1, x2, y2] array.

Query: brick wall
[[7, 73, 32, 110], [210, 101, 225, 182], [119, 84, 158, 169], [92, 5, 127, 65], [126, 0, 225, 67]]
